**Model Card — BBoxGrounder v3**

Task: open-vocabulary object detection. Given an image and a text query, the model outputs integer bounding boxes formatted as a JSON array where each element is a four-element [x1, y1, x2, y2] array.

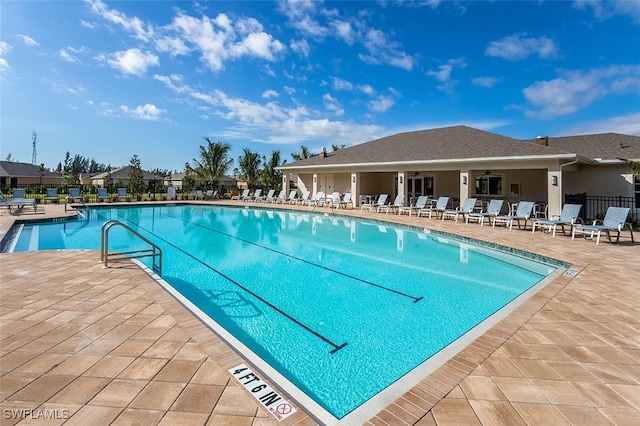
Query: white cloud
[[523, 65, 640, 118], [0, 41, 11, 72], [369, 95, 395, 113], [17, 34, 38, 46], [562, 112, 640, 136], [262, 90, 279, 99], [427, 58, 467, 93], [358, 84, 375, 96], [59, 46, 87, 63], [358, 28, 415, 70], [472, 76, 500, 88], [87, 0, 153, 41], [332, 77, 354, 91], [80, 19, 97, 29], [290, 38, 310, 57], [485, 34, 558, 61], [106, 48, 159, 76], [323, 93, 344, 116], [120, 103, 166, 121], [574, 0, 640, 24]]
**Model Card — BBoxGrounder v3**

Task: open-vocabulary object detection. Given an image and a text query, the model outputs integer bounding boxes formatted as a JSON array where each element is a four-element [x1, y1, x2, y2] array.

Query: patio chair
[[362, 194, 388, 212], [296, 190, 311, 205], [442, 198, 477, 222], [571, 206, 633, 245], [338, 192, 353, 209], [306, 191, 324, 207], [0, 190, 37, 213], [117, 188, 131, 202], [267, 189, 285, 203], [244, 189, 260, 201], [417, 196, 449, 218], [68, 188, 84, 203], [232, 189, 250, 200], [398, 195, 429, 216], [378, 194, 405, 214], [322, 192, 341, 208], [466, 199, 504, 226], [193, 190, 205, 200], [97, 188, 110, 202], [283, 190, 298, 204], [258, 189, 274, 203], [204, 190, 217, 200], [532, 204, 582, 237], [44, 188, 59, 203], [492, 201, 535, 230]]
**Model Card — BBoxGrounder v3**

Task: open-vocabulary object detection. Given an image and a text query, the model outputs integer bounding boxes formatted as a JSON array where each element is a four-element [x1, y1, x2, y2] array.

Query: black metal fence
[[565, 193, 638, 221]]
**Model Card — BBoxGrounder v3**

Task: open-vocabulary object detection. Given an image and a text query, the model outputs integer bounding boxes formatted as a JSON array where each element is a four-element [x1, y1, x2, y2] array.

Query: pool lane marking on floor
[[160, 210, 424, 304], [115, 212, 348, 354]]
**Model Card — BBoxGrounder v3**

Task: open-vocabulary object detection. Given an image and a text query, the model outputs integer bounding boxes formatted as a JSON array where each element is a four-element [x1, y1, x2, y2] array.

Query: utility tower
[[32, 130, 38, 164]]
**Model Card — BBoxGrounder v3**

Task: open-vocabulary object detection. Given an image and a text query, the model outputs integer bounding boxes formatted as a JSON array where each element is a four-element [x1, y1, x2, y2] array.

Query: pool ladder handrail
[[65, 195, 89, 218], [100, 220, 162, 276]]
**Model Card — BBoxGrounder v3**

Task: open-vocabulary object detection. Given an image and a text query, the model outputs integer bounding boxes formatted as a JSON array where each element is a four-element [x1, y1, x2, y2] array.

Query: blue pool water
[[7, 204, 563, 420]]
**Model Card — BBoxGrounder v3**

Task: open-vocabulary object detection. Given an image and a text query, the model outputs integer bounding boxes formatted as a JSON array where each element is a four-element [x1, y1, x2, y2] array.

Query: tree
[[291, 145, 314, 161], [127, 155, 146, 199], [331, 144, 345, 151], [262, 150, 285, 189], [182, 163, 197, 199], [618, 158, 640, 178], [193, 137, 233, 189], [237, 149, 262, 189]]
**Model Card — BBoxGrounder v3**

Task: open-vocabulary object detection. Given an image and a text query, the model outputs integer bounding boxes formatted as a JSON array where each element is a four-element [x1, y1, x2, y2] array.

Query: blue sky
[[1, 0, 639, 173]]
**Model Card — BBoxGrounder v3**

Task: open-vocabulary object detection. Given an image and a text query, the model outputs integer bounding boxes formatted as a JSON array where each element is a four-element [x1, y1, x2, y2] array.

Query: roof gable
[[0, 161, 60, 177]]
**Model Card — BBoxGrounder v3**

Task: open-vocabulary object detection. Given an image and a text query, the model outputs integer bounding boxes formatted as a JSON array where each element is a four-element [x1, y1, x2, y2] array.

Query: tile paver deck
[[1, 202, 638, 425]]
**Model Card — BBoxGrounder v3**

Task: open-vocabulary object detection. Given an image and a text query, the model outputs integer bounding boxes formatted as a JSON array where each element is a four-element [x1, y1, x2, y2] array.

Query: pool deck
[[1, 201, 639, 425]]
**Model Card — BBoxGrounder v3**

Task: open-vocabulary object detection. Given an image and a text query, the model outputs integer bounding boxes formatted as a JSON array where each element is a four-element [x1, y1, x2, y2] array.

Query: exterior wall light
[[352, 176, 356, 183], [462, 176, 468, 185], [399, 176, 403, 184], [551, 175, 558, 186]]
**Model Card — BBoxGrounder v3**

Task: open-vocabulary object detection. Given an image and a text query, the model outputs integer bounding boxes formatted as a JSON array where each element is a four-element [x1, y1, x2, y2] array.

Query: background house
[[0, 161, 62, 188]]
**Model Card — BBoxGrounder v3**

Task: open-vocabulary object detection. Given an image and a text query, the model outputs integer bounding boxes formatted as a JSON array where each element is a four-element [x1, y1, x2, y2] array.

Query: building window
[[475, 175, 503, 196], [635, 175, 640, 208]]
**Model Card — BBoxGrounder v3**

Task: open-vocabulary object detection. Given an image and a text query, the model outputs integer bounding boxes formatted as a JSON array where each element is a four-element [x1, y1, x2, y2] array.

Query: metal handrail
[[65, 195, 89, 216], [100, 220, 162, 275]]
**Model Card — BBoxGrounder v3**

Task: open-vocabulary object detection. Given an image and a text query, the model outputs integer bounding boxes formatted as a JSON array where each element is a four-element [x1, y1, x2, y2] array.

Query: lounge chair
[[305, 191, 324, 207], [378, 194, 404, 214], [572, 206, 633, 245], [338, 192, 353, 209], [296, 190, 311, 205], [232, 189, 250, 200], [362, 194, 388, 211], [492, 201, 535, 230], [283, 190, 298, 204], [117, 188, 131, 202], [258, 189, 274, 203], [204, 189, 217, 200], [0, 190, 37, 213], [193, 190, 205, 200], [44, 188, 59, 203], [441, 198, 477, 222], [398, 195, 429, 216], [532, 203, 582, 237], [323, 192, 341, 208], [417, 196, 449, 218], [466, 199, 504, 226], [68, 188, 84, 203], [243, 189, 259, 201], [97, 188, 110, 202], [268, 189, 285, 203]]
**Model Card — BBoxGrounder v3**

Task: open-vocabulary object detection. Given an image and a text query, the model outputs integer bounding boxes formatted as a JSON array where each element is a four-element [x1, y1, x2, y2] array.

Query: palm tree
[[291, 145, 314, 161], [193, 137, 233, 190], [619, 158, 640, 178], [237, 149, 262, 190], [331, 144, 345, 151], [262, 150, 286, 189]]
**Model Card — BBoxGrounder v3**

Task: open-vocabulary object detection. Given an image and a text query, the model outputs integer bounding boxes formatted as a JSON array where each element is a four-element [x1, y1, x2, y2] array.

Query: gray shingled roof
[[90, 166, 157, 180], [0, 161, 61, 177], [532, 133, 640, 161], [281, 125, 577, 169]]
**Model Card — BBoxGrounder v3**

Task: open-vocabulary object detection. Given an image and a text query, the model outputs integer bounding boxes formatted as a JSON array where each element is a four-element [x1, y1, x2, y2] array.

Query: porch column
[[459, 169, 469, 205], [398, 171, 406, 205], [548, 168, 562, 218], [351, 172, 359, 207], [282, 173, 289, 195]]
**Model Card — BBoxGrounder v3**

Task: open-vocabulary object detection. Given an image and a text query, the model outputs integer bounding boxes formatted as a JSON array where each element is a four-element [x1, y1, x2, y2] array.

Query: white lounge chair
[[232, 189, 250, 200], [204, 189, 217, 200], [442, 198, 477, 222], [296, 190, 311, 205], [244, 189, 260, 201], [378, 194, 404, 214], [398, 195, 429, 216], [268, 189, 285, 203], [306, 191, 324, 207], [572, 206, 633, 245], [283, 190, 298, 204], [362, 194, 388, 212], [258, 189, 274, 203], [193, 190, 205, 200], [117, 188, 131, 202], [466, 199, 504, 226], [492, 201, 535, 230], [324, 192, 341, 208], [532, 204, 582, 237], [417, 196, 449, 218], [338, 192, 353, 209]]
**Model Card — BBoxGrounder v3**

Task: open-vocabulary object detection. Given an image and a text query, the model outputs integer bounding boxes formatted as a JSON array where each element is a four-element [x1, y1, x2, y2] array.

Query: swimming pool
[[5, 204, 566, 423]]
